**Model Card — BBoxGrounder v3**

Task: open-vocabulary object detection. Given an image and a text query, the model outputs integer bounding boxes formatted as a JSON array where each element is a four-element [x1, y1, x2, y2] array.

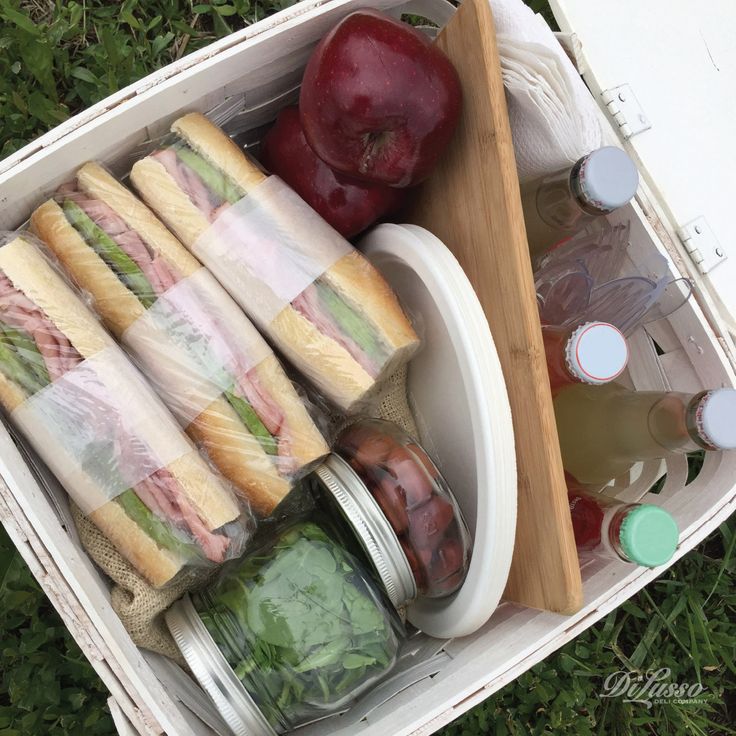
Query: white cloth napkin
[[490, 0, 603, 182]]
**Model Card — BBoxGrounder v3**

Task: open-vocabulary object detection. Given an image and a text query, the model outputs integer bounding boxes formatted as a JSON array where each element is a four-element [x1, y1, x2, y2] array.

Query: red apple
[[260, 106, 406, 238], [299, 9, 462, 188]]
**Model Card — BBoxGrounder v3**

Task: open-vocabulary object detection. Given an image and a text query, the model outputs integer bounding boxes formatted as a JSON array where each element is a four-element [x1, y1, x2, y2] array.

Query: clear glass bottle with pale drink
[[521, 147, 639, 257], [555, 383, 736, 485]]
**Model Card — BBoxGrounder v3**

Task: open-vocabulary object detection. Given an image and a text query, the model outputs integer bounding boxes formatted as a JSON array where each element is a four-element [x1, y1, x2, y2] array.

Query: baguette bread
[[130, 113, 419, 412], [0, 236, 242, 586], [31, 166, 328, 515], [88, 501, 185, 586]]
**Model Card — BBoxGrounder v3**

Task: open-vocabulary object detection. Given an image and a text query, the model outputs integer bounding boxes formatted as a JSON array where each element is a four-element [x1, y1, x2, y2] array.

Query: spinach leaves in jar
[[196, 521, 400, 732]]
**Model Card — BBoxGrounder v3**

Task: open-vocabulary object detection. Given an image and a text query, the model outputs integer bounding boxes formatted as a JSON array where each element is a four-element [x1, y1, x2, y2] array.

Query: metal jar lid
[[315, 454, 417, 608], [165, 595, 277, 736]]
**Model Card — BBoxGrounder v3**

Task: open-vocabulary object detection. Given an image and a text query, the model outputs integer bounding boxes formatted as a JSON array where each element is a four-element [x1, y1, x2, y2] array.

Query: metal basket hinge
[[601, 84, 652, 140], [676, 217, 728, 275]]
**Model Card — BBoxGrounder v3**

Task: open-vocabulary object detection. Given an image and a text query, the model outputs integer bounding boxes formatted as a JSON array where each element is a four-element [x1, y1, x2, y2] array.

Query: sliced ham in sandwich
[[0, 235, 245, 586], [130, 113, 419, 413], [31, 163, 329, 517]]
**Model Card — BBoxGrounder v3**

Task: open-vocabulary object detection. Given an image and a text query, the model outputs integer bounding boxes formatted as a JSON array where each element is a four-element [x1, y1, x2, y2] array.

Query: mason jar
[[166, 518, 403, 736], [312, 418, 472, 608]]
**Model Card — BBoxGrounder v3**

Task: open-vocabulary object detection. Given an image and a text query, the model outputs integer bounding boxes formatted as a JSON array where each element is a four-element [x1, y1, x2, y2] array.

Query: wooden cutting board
[[406, 0, 583, 613]]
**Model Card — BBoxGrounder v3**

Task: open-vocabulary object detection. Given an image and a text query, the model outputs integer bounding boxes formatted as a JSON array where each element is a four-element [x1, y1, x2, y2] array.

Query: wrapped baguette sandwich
[[130, 113, 419, 413], [0, 234, 248, 586], [31, 163, 329, 516]]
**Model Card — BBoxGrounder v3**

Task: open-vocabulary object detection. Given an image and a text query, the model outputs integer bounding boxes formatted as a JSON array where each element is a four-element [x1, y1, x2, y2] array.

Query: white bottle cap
[[578, 147, 639, 212], [565, 322, 629, 385], [695, 389, 736, 450]]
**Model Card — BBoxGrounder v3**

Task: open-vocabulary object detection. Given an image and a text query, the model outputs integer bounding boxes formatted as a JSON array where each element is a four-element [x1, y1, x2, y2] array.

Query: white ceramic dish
[[360, 223, 517, 638]]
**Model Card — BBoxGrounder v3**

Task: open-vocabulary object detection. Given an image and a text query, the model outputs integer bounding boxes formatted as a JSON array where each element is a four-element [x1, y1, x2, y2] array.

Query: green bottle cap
[[619, 504, 679, 567]]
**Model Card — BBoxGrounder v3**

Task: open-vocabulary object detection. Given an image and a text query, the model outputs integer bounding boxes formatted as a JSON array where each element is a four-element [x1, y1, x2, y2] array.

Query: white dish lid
[[359, 223, 517, 639], [549, 0, 736, 335]]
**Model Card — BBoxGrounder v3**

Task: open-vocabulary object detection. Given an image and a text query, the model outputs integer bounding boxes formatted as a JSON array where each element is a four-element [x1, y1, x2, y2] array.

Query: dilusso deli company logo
[[600, 668, 707, 708]]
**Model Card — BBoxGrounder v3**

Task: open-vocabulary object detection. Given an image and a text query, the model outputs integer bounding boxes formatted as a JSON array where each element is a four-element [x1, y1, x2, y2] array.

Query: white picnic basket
[[0, 0, 734, 734]]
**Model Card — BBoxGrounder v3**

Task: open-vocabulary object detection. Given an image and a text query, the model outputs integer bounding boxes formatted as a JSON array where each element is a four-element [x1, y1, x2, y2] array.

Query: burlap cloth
[[73, 366, 418, 662]]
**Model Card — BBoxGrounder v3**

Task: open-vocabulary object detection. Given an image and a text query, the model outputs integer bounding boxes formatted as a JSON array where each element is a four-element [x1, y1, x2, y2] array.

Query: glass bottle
[[521, 147, 639, 257], [554, 383, 736, 485], [543, 321, 628, 393], [166, 518, 404, 736], [568, 487, 679, 567]]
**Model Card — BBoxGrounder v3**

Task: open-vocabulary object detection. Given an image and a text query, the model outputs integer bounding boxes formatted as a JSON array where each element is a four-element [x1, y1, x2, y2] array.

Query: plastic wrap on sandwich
[[0, 232, 251, 587], [30, 163, 329, 517], [129, 113, 420, 414]]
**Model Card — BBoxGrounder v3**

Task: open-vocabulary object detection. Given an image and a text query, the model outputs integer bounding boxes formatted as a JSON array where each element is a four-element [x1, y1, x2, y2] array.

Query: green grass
[[0, 526, 113, 735], [0, 0, 292, 158], [439, 519, 736, 736], [1, 1, 735, 735]]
